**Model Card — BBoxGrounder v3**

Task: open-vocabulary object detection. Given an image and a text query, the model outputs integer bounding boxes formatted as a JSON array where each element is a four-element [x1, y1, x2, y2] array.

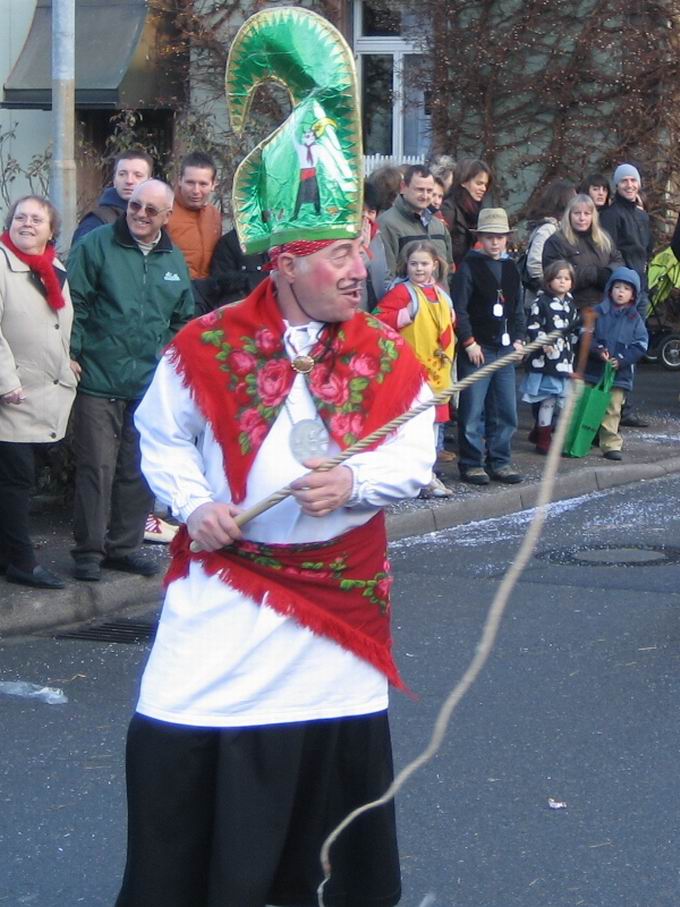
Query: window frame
[[353, 1, 425, 159]]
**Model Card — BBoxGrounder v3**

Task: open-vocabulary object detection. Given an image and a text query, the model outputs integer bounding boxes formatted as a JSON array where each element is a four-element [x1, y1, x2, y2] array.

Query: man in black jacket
[[71, 149, 153, 247], [207, 228, 268, 309], [599, 164, 653, 318], [599, 164, 654, 427]]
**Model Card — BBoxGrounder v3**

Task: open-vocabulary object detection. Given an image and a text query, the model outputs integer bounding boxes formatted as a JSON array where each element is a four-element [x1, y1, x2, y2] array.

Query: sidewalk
[[2, 408, 680, 638]]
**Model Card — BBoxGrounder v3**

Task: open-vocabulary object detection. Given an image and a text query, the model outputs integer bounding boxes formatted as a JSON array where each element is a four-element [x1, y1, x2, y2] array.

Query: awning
[[3, 0, 186, 110]]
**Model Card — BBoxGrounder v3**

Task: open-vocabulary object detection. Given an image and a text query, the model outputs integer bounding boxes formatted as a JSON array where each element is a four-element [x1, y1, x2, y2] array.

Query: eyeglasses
[[13, 213, 48, 226], [128, 201, 170, 217]]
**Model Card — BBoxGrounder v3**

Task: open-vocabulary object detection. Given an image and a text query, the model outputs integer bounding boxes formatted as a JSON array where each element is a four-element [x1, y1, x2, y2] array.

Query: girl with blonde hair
[[375, 240, 456, 496]]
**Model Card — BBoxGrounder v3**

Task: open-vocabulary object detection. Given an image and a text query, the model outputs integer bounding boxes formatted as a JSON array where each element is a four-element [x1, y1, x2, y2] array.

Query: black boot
[[528, 403, 540, 443]]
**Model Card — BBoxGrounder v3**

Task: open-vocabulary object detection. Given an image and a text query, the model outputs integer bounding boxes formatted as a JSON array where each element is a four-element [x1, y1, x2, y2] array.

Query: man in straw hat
[[114, 9, 435, 907], [453, 207, 526, 486]]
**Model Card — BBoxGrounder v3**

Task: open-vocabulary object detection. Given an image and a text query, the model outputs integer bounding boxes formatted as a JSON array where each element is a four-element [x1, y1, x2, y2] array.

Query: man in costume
[[114, 9, 435, 907]]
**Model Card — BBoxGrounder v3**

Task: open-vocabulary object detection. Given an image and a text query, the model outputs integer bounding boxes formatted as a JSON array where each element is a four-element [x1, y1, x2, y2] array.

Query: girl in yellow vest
[[375, 240, 456, 497]]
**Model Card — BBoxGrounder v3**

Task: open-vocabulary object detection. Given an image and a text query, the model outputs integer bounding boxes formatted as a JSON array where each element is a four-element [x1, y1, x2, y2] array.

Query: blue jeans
[[457, 346, 518, 471]]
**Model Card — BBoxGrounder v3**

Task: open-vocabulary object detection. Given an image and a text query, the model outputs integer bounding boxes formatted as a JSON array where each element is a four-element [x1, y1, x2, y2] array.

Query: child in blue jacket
[[584, 267, 648, 460]]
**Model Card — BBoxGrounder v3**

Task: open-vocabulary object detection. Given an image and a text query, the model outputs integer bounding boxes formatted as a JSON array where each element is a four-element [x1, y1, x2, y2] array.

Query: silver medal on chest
[[289, 418, 330, 463]]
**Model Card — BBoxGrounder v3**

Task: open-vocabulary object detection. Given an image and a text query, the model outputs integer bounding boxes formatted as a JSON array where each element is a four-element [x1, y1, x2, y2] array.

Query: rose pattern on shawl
[[309, 328, 402, 445], [349, 352, 380, 378], [308, 370, 351, 407], [229, 536, 392, 614], [339, 565, 393, 613], [199, 315, 404, 453], [228, 349, 258, 376], [199, 308, 223, 327], [255, 327, 283, 356], [237, 408, 269, 451], [256, 359, 290, 407], [329, 411, 365, 440], [233, 540, 349, 581]]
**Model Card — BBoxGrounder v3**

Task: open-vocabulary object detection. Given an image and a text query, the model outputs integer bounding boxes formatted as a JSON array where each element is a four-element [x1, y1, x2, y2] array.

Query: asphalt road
[[632, 359, 680, 415], [1, 472, 680, 906]]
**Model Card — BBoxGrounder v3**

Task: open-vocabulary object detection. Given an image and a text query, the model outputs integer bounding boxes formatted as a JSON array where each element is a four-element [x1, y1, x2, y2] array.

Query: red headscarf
[[1, 231, 65, 311], [267, 239, 335, 270]]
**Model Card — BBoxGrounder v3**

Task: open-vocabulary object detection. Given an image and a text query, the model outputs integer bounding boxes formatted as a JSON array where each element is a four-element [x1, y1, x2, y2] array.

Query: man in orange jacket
[[166, 152, 222, 281]]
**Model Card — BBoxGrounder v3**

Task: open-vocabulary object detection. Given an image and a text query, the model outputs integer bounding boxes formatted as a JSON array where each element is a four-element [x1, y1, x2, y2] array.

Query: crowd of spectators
[[363, 156, 663, 493], [0, 146, 675, 587]]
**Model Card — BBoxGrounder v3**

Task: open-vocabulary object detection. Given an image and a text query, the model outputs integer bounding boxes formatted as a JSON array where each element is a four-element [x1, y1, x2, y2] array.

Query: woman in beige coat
[[0, 196, 78, 588]]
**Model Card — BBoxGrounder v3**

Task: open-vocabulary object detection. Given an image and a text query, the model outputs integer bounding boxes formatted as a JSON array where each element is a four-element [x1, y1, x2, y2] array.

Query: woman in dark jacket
[[542, 194, 623, 310], [441, 158, 493, 266], [578, 172, 611, 212]]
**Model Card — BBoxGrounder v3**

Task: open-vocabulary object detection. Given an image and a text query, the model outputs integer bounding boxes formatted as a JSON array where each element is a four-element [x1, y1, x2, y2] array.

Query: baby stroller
[[645, 246, 680, 369]]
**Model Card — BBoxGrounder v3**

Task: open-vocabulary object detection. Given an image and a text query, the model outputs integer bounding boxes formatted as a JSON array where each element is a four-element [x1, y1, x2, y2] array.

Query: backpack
[[516, 227, 543, 293]]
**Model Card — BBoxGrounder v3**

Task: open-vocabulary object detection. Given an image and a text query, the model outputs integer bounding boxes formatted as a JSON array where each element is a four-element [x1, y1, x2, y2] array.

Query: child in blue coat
[[584, 267, 648, 460]]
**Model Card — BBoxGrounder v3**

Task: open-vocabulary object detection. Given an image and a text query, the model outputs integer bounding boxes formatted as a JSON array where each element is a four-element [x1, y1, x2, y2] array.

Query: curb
[[385, 456, 680, 541], [0, 572, 163, 639], [3, 457, 680, 639]]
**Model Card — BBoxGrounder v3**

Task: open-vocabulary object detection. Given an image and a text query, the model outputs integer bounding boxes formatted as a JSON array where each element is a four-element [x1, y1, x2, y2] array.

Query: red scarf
[[1, 232, 65, 311], [168, 277, 426, 503], [165, 512, 409, 692]]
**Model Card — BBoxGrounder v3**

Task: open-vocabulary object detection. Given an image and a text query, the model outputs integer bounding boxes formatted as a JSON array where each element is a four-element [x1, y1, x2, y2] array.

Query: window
[[353, 1, 430, 160]]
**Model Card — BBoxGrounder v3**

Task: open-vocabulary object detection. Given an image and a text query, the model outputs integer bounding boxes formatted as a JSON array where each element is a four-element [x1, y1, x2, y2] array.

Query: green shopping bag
[[563, 361, 616, 458]]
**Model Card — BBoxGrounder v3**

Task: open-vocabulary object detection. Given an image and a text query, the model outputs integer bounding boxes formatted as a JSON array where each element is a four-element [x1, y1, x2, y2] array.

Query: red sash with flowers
[[164, 511, 409, 692], [167, 277, 426, 503]]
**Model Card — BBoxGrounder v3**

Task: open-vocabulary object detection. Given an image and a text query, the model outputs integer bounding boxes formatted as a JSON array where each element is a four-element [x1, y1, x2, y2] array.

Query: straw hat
[[474, 208, 512, 234]]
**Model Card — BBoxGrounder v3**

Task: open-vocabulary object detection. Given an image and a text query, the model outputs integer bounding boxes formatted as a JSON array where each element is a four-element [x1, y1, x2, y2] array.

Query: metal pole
[[50, 0, 76, 256]]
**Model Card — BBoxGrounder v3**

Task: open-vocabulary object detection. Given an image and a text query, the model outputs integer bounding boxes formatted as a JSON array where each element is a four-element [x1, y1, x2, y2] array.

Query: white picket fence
[[364, 153, 425, 176]]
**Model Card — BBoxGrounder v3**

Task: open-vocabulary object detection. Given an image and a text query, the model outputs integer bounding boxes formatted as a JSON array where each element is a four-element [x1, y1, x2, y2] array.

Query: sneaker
[[421, 475, 454, 498], [460, 467, 490, 486], [488, 465, 523, 484], [436, 449, 457, 464], [603, 450, 623, 461], [144, 514, 179, 545]]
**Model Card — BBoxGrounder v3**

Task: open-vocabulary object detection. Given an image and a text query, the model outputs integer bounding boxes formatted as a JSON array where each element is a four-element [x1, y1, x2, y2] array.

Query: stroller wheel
[[659, 334, 680, 370]]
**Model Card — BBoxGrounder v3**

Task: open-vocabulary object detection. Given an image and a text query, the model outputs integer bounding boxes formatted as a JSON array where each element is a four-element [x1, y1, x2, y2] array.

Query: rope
[[316, 375, 584, 906], [189, 330, 563, 549]]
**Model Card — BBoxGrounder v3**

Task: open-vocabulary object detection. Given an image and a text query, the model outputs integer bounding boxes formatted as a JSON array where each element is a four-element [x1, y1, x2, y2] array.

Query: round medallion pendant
[[291, 354, 315, 374], [289, 419, 330, 463]]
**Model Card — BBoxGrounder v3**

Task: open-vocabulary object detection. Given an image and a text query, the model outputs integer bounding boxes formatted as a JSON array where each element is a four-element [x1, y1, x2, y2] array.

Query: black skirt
[[115, 710, 401, 907]]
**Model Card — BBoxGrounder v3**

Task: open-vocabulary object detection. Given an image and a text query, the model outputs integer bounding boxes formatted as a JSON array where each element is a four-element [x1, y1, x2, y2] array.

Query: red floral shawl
[[165, 512, 410, 691], [168, 277, 426, 503]]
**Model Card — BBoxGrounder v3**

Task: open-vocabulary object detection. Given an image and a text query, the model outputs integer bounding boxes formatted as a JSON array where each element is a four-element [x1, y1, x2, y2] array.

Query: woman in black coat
[[441, 158, 493, 266], [542, 194, 623, 310]]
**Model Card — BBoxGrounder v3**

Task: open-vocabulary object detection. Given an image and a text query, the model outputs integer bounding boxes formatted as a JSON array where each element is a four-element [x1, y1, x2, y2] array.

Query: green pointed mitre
[[226, 7, 363, 254]]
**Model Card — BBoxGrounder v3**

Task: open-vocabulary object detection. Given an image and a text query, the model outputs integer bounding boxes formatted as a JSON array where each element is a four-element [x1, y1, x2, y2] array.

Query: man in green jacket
[[67, 179, 194, 581], [377, 165, 453, 284]]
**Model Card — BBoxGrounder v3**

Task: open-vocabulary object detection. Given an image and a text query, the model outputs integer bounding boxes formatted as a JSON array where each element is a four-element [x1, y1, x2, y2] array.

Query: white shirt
[[134, 320, 435, 727]]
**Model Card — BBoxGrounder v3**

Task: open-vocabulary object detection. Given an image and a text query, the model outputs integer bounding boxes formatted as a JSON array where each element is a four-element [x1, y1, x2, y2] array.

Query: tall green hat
[[226, 7, 363, 254]]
